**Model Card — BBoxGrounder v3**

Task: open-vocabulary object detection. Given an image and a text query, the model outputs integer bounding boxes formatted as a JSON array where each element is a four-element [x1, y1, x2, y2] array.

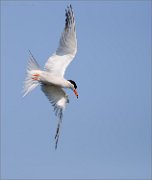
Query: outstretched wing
[[44, 5, 77, 77], [41, 84, 69, 149]]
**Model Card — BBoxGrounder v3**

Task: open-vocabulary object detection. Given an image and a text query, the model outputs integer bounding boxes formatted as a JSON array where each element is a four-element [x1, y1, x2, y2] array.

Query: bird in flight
[[23, 5, 78, 149]]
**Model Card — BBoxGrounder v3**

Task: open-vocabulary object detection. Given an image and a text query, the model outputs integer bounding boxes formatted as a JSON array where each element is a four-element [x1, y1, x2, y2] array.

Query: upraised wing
[[44, 5, 77, 77], [41, 84, 69, 149]]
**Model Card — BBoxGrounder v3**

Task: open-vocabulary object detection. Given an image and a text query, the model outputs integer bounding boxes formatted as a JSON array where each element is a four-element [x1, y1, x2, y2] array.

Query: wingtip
[[28, 49, 32, 56], [55, 144, 57, 150], [55, 137, 59, 150], [66, 4, 72, 10]]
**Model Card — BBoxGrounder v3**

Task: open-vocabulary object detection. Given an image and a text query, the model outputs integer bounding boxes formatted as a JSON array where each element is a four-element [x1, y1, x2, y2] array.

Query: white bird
[[23, 5, 78, 149]]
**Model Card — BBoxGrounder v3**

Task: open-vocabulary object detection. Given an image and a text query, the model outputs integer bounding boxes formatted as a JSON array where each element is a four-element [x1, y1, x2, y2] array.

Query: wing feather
[[41, 84, 69, 149], [44, 5, 77, 77]]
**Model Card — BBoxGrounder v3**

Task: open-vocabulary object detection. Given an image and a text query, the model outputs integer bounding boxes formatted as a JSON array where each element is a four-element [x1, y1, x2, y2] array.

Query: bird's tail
[[22, 51, 41, 97]]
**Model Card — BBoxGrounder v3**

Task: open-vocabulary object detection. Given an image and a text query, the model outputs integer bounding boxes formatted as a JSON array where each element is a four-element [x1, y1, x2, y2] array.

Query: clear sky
[[1, 1, 151, 179]]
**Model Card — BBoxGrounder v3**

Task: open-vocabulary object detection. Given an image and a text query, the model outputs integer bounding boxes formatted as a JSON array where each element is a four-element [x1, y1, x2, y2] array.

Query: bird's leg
[[32, 73, 40, 80]]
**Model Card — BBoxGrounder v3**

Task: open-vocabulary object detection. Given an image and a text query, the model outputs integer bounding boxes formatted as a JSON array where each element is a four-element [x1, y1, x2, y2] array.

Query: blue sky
[[1, 1, 151, 179]]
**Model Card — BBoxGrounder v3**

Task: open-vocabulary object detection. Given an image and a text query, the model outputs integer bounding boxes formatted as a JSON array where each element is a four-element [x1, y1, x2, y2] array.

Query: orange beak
[[74, 89, 78, 98]]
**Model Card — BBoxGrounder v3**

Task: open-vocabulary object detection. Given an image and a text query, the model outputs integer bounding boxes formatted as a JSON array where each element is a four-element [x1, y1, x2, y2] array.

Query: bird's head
[[68, 80, 78, 98]]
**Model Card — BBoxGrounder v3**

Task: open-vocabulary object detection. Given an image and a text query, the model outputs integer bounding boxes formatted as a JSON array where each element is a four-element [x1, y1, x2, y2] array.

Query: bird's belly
[[40, 71, 66, 87]]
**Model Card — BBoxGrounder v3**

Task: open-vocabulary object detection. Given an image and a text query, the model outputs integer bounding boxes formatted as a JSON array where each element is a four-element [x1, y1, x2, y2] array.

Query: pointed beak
[[74, 89, 78, 98]]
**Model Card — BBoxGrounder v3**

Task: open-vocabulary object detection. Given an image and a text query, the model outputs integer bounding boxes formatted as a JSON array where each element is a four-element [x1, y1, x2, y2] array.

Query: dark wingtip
[[55, 142, 58, 150], [28, 49, 32, 56], [55, 135, 58, 150]]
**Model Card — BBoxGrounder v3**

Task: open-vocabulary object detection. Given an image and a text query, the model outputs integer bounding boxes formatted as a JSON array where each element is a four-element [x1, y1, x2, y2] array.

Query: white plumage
[[23, 5, 78, 149]]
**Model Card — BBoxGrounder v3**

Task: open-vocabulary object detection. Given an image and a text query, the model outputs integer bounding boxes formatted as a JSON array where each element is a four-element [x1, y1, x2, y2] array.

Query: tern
[[23, 5, 78, 149]]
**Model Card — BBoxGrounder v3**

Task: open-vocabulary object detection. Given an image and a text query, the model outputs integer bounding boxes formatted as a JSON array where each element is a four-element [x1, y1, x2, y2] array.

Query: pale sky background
[[1, 1, 151, 179]]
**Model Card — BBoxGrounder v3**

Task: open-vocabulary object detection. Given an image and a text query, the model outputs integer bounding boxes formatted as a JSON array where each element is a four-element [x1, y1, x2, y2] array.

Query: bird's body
[[23, 5, 78, 149], [37, 71, 69, 88]]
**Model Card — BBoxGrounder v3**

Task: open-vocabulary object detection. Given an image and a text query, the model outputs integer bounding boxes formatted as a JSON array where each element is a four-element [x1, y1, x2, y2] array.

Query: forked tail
[[23, 51, 41, 97]]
